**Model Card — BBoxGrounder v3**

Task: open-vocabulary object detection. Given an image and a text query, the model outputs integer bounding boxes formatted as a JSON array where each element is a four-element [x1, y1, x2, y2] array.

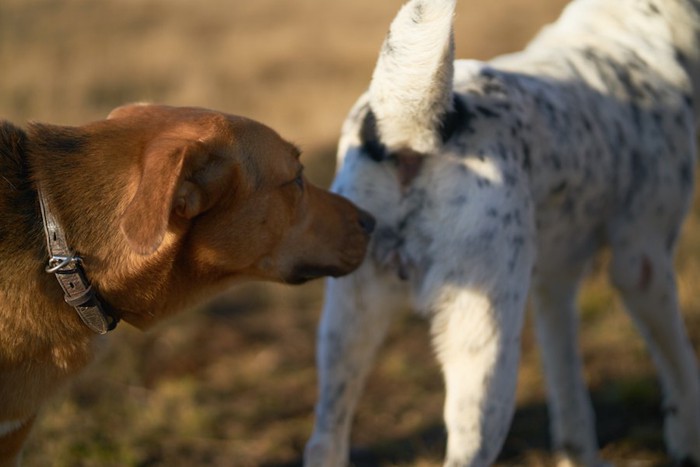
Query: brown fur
[[0, 104, 373, 465]]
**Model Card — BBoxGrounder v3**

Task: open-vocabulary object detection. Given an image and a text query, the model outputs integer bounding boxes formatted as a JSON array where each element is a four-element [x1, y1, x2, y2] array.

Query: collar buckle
[[45, 253, 81, 274], [37, 187, 120, 334]]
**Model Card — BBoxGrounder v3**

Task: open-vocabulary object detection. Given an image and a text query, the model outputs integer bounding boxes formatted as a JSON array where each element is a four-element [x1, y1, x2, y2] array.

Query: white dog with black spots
[[304, 0, 700, 465]]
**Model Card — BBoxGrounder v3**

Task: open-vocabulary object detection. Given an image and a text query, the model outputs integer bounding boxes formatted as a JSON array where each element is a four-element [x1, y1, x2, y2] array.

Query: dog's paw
[[663, 403, 700, 466], [303, 436, 345, 467]]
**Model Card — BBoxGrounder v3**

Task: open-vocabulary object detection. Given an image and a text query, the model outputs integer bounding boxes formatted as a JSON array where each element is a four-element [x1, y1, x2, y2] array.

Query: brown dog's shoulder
[[0, 120, 28, 170]]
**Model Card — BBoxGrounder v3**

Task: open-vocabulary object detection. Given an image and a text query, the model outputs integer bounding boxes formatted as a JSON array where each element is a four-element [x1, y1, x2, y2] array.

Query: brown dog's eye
[[294, 175, 304, 189]]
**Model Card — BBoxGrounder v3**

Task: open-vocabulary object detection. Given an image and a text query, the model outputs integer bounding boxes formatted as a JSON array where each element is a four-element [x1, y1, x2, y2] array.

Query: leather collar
[[37, 187, 119, 334]]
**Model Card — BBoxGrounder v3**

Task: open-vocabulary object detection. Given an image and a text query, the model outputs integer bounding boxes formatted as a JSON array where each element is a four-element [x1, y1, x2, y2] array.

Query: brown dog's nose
[[358, 210, 376, 234]]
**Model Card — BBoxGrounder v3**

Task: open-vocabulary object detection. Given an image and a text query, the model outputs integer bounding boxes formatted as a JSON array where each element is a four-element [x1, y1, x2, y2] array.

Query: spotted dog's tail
[[369, 0, 456, 154]]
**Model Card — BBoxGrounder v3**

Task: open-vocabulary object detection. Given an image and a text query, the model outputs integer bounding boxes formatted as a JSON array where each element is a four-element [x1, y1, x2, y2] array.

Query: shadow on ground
[[260, 377, 667, 467]]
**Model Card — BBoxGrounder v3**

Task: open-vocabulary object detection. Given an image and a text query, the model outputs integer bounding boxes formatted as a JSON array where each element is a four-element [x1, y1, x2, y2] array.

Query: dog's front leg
[[304, 263, 407, 467], [531, 265, 602, 466]]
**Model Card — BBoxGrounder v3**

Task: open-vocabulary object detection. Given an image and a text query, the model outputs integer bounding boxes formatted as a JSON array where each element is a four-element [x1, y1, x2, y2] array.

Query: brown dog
[[0, 104, 374, 465]]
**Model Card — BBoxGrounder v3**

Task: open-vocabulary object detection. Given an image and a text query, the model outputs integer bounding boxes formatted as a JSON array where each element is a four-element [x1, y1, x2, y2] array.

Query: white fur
[[306, 0, 700, 465], [369, 0, 456, 154]]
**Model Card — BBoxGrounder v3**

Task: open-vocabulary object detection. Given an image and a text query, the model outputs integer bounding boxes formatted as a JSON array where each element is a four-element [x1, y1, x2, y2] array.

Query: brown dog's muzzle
[[284, 189, 375, 284]]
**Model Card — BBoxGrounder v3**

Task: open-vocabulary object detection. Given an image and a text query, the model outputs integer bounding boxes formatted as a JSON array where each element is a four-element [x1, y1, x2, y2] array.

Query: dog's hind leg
[[531, 262, 603, 466], [609, 232, 700, 464], [429, 294, 523, 465], [424, 243, 534, 466], [304, 264, 407, 467]]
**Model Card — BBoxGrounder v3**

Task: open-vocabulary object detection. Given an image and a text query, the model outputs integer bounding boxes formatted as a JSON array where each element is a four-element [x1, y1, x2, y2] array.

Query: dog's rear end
[[306, 1, 537, 465]]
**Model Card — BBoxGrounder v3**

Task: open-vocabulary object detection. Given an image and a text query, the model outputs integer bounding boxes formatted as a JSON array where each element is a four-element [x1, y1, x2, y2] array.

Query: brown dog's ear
[[107, 103, 151, 120], [120, 139, 200, 255]]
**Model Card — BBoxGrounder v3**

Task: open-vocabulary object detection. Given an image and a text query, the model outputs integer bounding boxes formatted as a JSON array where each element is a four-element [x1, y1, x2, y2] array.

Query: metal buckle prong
[[45, 253, 81, 273]]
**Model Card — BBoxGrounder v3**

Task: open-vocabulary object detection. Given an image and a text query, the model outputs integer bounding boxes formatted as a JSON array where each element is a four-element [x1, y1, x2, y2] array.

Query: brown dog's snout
[[358, 209, 376, 235]]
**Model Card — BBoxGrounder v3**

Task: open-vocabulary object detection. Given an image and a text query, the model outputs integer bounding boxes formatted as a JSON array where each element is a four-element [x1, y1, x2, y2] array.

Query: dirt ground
[[2, 0, 700, 465]]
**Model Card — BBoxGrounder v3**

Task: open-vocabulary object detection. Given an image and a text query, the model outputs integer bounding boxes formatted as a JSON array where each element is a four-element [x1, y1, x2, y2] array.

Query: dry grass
[[1, 0, 699, 465]]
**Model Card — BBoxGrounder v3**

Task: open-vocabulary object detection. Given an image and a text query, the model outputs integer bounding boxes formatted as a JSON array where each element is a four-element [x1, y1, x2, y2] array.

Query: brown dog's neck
[[0, 122, 97, 379], [26, 122, 134, 249], [25, 122, 166, 329], [24, 120, 213, 331]]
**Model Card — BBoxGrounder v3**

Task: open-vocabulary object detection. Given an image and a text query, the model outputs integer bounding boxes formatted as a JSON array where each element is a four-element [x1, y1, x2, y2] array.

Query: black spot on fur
[[645, 1, 661, 15], [475, 105, 500, 118], [675, 111, 688, 127], [476, 177, 491, 188], [477, 228, 496, 243], [361, 95, 475, 161], [360, 109, 387, 162], [675, 47, 689, 67], [478, 68, 508, 97], [412, 2, 425, 23], [623, 150, 649, 209], [521, 142, 532, 172], [396, 188, 429, 232], [683, 93, 694, 109], [549, 154, 563, 171], [441, 95, 476, 143], [551, 181, 567, 195], [508, 235, 525, 273], [449, 194, 468, 206], [382, 31, 395, 56], [502, 212, 513, 226], [630, 102, 643, 131], [582, 116, 593, 132], [680, 161, 693, 188]]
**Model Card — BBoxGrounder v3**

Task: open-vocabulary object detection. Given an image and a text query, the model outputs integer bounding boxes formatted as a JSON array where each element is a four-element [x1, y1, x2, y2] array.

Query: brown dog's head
[[31, 104, 373, 327], [111, 104, 374, 282]]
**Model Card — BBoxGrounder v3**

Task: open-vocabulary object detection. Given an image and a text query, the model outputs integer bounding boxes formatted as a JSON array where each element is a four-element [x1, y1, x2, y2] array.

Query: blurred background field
[[2, 0, 699, 465]]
